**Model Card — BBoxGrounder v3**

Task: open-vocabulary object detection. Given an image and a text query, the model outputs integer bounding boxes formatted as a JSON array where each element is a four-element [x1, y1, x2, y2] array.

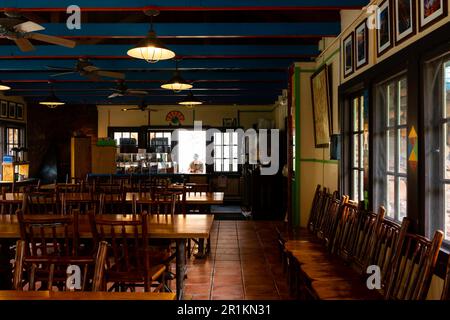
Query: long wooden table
[[0, 214, 215, 300], [1, 192, 224, 206], [0, 291, 176, 300]]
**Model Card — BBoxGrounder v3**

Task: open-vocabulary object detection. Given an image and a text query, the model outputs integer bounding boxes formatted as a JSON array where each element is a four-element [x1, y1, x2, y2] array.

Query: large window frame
[[213, 131, 239, 173]]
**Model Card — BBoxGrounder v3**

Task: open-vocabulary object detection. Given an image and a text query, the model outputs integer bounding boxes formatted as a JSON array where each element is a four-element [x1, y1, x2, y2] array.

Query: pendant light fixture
[[178, 91, 202, 108], [0, 80, 11, 91], [127, 10, 176, 63], [39, 81, 65, 108], [161, 60, 193, 92]]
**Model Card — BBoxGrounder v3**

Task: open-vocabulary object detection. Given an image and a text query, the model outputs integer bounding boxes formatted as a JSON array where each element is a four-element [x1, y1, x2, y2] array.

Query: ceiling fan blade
[[108, 93, 123, 99], [127, 90, 148, 96], [87, 73, 101, 81], [51, 71, 76, 77], [14, 38, 35, 52], [14, 21, 45, 33], [26, 33, 76, 48], [46, 66, 74, 71], [97, 70, 125, 80], [83, 65, 99, 72]]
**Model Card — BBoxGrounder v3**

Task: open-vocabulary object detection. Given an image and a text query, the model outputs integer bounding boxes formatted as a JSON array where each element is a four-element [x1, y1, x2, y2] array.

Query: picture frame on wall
[[394, 0, 417, 44], [377, 0, 393, 57], [16, 103, 24, 120], [310, 64, 332, 148], [222, 118, 233, 127], [355, 19, 369, 69], [0, 100, 7, 118], [8, 102, 16, 119], [419, 0, 448, 31], [343, 32, 354, 77]]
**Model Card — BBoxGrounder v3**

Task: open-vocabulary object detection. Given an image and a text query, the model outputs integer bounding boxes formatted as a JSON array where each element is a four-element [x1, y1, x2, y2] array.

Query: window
[[350, 93, 369, 203], [112, 131, 139, 146], [176, 130, 206, 174], [375, 75, 408, 221], [6, 127, 24, 155], [214, 131, 239, 172], [425, 54, 450, 242]]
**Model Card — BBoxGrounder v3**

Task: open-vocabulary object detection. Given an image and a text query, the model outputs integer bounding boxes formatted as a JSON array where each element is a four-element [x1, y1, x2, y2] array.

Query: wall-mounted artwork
[[419, 0, 448, 31], [16, 103, 24, 120], [394, 0, 416, 44], [355, 20, 368, 69], [0, 100, 7, 118], [310, 64, 331, 148], [8, 102, 16, 119], [377, 0, 393, 56], [343, 32, 354, 77], [165, 110, 185, 126]]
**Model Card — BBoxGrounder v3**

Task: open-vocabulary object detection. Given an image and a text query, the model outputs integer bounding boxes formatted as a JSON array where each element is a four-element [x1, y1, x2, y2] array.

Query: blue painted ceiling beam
[[0, 59, 297, 71], [2, 0, 370, 10], [36, 22, 339, 37], [0, 44, 319, 57]]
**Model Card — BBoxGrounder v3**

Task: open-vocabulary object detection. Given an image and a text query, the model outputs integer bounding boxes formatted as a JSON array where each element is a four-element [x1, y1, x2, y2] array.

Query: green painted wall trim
[[300, 158, 339, 165], [293, 66, 301, 227]]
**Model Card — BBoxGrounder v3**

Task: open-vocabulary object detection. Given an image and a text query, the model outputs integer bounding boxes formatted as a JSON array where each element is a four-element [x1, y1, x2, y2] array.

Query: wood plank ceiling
[[0, 0, 369, 105]]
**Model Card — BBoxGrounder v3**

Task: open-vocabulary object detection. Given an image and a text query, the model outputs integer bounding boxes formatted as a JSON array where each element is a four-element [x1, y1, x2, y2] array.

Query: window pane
[[214, 132, 222, 144], [399, 78, 407, 125], [445, 184, 450, 240], [114, 133, 121, 145], [387, 83, 396, 127], [445, 123, 450, 179], [232, 159, 238, 172], [223, 133, 230, 145], [214, 146, 222, 158], [399, 128, 407, 174], [399, 177, 407, 220], [387, 175, 395, 219], [387, 129, 396, 172], [130, 132, 138, 144], [214, 159, 222, 172], [353, 170, 360, 203], [223, 159, 230, 171], [445, 61, 450, 118], [232, 146, 238, 158], [360, 171, 364, 203], [353, 134, 359, 168], [353, 98, 359, 131]]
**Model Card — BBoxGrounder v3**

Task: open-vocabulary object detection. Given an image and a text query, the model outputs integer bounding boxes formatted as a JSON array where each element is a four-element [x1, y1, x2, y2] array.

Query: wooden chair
[[23, 191, 61, 215], [442, 255, 450, 300], [98, 193, 128, 215], [306, 185, 324, 233], [56, 182, 84, 194], [0, 190, 22, 215], [384, 229, 444, 300], [13, 240, 108, 292], [88, 211, 167, 292]]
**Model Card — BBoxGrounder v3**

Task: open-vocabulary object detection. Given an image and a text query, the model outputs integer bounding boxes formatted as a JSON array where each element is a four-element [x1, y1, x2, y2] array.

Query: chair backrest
[[62, 193, 100, 216], [0, 190, 22, 215], [350, 207, 385, 272], [89, 212, 153, 291], [56, 182, 84, 194], [442, 255, 450, 300], [330, 202, 361, 261], [307, 185, 324, 232], [316, 196, 343, 250], [385, 229, 444, 300], [17, 209, 79, 257], [24, 191, 61, 215], [135, 190, 184, 216], [13, 239, 108, 292], [98, 193, 127, 215]]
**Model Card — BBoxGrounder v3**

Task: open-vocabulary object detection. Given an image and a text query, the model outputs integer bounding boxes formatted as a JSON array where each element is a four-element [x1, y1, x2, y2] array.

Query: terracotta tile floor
[[182, 220, 293, 300]]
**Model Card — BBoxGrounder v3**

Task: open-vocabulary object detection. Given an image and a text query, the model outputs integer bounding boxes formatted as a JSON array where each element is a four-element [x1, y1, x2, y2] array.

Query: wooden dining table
[[0, 213, 215, 300], [0, 290, 176, 300], [1, 192, 224, 206]]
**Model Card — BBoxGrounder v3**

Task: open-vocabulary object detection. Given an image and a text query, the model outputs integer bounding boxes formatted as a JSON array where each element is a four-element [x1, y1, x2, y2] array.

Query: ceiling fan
[[47, 58, 125, 81], [121, 100, 157, 112], [0, 11, 76, 52], [108, 80, 148, 99]]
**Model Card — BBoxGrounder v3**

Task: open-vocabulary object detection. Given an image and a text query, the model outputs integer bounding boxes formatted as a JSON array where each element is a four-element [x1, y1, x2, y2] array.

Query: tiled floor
[[182, 220, 292, 300]]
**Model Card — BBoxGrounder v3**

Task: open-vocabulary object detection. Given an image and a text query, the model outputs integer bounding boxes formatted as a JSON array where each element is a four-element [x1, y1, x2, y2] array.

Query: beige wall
[[97, 104, 276, 138]]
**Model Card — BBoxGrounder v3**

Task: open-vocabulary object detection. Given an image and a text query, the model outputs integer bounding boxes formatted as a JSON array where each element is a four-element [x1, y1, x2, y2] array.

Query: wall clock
[[165, 110, 185, 125]]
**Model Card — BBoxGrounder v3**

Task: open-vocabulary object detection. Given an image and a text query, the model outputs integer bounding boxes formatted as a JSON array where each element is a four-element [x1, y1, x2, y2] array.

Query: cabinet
[[71, 137, 91, 179]]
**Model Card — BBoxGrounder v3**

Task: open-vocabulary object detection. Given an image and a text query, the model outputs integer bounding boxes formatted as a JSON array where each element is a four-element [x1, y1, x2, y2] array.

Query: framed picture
[[310, 65, 331, 148], [419, 0, 448, 31], [8, 102, 16, 119], [394, 0, 416, 44], [0, 100, 7, 118], [222, 118, 233, 127], [16, 103, 24, 120], [343, 32, 354, 77], [377, 0, 393, 57], [355, 20, 369, 69]]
